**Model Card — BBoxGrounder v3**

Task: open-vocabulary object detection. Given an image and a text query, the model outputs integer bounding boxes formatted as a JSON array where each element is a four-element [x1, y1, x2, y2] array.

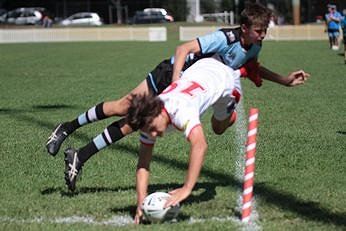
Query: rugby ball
[[142, 192, 180, 223]]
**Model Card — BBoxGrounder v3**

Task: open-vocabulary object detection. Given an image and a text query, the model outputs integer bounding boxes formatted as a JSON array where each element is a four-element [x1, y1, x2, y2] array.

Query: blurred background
[[0, 0, 345, 27]]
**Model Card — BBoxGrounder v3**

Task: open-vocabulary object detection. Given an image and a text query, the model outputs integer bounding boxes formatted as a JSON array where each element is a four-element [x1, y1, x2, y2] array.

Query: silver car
[[0, 7, 45, 25], [60, 12, 103, 26]]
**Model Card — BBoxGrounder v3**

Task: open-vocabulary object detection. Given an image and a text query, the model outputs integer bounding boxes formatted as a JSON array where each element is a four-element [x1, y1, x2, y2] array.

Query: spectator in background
[[341, 10, 346, 64], [325, 4, 342, 50], [42, 15, 52, 28], [268, 14, 276, 28], [277, 14, 285, 25]]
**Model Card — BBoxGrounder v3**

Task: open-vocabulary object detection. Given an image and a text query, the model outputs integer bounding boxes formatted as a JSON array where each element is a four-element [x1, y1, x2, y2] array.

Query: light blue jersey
[[197, 27, 261, 69]]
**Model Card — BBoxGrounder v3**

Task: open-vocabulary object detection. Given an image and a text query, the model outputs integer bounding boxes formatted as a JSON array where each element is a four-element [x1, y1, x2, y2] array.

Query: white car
[[0, 7, 45, 25], [60, 12, 102, 26]]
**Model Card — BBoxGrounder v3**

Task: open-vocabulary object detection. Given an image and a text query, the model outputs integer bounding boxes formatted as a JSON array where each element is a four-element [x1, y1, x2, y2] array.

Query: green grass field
[[0, 36, 346, 231]]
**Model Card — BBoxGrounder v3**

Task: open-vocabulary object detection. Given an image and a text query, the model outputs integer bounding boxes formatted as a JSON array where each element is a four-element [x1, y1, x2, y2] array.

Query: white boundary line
[[0, 215, 134, 226], [234, 101, 261, 231], [0, 215, 243, 226]]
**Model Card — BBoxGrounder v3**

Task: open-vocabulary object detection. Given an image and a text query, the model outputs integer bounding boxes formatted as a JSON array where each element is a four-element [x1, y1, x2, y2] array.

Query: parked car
[[0, 9, 6, 17], [143, 8, 174, 22], [60, 12, 103, 26], [131, 8, 174, 24], [0, 7, 47, 25]]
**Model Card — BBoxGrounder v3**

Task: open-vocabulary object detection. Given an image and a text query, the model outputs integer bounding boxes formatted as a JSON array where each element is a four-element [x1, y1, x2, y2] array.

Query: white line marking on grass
[[234, 101, 261, 231], [0, 215, 134, 226], [0, 215, 244, 227], [188, 216, 242, 224]]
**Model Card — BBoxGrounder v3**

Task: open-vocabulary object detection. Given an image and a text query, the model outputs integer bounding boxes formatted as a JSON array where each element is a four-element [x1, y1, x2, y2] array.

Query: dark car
[[0, 9, 7, 17], [131, 8, 173, 24]]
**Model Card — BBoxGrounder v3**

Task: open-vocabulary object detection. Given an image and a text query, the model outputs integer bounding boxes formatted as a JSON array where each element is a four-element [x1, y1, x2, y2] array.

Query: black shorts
[[328, 29, 339, 33], [146, 59, 173, 95]]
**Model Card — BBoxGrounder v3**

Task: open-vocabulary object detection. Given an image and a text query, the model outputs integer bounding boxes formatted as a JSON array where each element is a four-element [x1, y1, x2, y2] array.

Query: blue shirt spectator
[[325, 4, 342, 50]]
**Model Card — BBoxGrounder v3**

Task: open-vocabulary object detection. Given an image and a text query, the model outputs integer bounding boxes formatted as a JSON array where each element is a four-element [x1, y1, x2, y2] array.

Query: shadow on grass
[[32, 104, 76, 110], [2, 107, 345, 228], [337, 131, 346, 135], [41, 185, 134, 196], [41, 181, 224, 204], [41, 181, 223, 221], [110, 204, 191, 223], [107, 181, 224, 219], [257, 182, 346, 226], [0, 105, 78, 114]]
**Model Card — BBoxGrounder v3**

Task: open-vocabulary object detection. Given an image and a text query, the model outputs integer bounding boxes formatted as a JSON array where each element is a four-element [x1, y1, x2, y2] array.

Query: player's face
[[143, 115, 167, 138], [243, 24, 267, 45]]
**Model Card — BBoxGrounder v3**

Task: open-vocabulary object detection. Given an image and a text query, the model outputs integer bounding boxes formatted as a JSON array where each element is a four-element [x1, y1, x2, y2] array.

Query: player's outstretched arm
[[172, 40, 201, 82], [165, 126, 207, 208], [135, 143, 154, 224], [259, 66, 310, 87]]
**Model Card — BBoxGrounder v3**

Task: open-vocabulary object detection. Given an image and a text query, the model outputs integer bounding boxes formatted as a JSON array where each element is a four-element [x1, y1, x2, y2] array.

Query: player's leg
[[64, 59, 174, 191], [46, 100, 116, 156], [64, 81, 149, 165], [211, 91, 241, 135], [64, 118, 132, 191], [211, 111, 237, 135], [47, 59, 172, 156], [46, 78, 150, 156], [62, 87, 147, 191]]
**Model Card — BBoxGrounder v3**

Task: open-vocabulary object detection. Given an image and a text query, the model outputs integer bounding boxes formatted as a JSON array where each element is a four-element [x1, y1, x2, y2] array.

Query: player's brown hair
[[240, 3, 271, 28], [126, 94, 164, 131]]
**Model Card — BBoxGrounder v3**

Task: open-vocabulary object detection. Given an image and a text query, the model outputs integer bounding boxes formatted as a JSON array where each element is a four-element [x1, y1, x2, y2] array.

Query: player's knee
[[104, 98, 129, 116], [103, 101, 118, 116], [211, 117, 227, 135]]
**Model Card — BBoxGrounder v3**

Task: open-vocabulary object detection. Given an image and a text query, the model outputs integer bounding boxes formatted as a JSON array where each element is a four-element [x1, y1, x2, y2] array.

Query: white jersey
[[140, 57, 241, 144]]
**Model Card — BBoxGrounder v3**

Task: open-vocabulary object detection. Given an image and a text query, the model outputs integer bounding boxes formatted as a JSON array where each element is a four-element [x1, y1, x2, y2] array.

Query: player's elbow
[[176, 40, 198, 55], [191, 138, 208, 154], [176, 44, 187, 56], [199, 140, 208, 154]]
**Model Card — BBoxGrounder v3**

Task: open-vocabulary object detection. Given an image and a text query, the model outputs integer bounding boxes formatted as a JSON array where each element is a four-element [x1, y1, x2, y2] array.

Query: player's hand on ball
[[165, 187, 191, 208], [134, 205, 143, 224]]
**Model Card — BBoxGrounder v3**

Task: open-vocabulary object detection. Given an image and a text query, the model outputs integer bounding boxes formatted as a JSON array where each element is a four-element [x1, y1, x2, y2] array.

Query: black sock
[[77, 120, 125, 163], [64, 102, 107, 134]]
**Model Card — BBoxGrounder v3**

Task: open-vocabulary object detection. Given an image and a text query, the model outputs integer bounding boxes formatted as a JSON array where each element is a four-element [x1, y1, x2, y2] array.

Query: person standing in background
[[325, 4, 342, 50]]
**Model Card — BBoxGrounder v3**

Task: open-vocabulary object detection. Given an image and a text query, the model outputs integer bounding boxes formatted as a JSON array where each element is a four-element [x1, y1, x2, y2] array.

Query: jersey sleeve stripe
[[187, 123, 202, 140]]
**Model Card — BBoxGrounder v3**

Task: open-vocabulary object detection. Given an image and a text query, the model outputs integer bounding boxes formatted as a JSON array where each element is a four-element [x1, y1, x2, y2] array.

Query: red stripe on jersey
[[162, 107, 171, 124], [187, 123, 202, 140], [162, 107, 184, 132]]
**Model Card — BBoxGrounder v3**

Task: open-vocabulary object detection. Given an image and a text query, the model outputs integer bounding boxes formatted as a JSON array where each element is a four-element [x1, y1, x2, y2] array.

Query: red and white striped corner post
[[241, 108, 259, 223]]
